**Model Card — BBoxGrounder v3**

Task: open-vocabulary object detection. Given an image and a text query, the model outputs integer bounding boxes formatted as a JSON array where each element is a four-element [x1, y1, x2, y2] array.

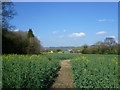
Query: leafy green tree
[[118, 45, 120, 55], [86, 38, 118, 54], [27, 29, 43, 54], [2, 30, 29, 54], [104, 37, 117, 54], [27, 29, 34, 38], [56, 49, 62, 52], [81, 44, 89, 54]]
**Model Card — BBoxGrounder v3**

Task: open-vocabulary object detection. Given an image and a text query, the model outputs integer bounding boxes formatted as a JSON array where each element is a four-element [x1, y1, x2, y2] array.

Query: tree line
[[73, 37, 119, 55], [2, 29, 43, 54], [1, 2, 43, 54]]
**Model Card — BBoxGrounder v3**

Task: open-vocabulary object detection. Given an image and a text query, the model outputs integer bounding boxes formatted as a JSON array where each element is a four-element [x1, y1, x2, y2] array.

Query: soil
[[51, 60, 74, 88]]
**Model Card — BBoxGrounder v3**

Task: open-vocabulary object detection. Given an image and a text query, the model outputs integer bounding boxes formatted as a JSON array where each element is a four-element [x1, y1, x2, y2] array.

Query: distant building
[[67, 49, 72, 51], [50, 51, 53, 53], [90, 45, 96, 47]]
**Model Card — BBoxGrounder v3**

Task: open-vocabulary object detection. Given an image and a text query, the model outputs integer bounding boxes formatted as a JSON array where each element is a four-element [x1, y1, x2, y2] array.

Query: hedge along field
[[2, 54, 60, 88], [71, 55, 119, 88], [45, 53, 81, 60]]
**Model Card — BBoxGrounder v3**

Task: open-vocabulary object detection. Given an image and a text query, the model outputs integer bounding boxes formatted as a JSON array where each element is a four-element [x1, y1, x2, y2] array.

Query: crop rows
[[2, 54, 60, 88], [71, 55, 119, 88]]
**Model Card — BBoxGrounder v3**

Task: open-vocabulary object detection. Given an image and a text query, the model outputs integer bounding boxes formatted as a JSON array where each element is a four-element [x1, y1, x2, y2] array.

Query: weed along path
[[51, 60, 74, 88]]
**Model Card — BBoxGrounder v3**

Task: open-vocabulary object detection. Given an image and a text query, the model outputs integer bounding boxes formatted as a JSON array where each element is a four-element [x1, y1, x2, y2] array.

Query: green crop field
[[45, 53, 81, 60], [71, 54, 119, 88], [2, 54, 60, 88], [2, 54, 120, 88]]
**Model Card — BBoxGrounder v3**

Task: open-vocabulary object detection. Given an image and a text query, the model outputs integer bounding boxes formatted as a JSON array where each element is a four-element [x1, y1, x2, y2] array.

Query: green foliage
[[2, 30, 29, 54], [2, 30, 43, 54], [45, 53, 81, 61], [81, 37, 118, 55], [2, 53, 120, 88], [2, 54, 60, 88], [71, 55, 119, 88], [2, 3, 42, 54], [27, 29, 34, 38]]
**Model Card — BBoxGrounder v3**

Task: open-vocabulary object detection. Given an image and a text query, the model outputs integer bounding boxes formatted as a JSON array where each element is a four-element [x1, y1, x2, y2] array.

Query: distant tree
[[83, 44, 88, 49], [2, 30, 15, 54], [56, 49, 62, 52], [88, 38, 118, 54], [13, 31, 29, 54], [104, 37, 117, 54], [118, 45, 120, 55], [27, 29, 34, 38], [70, 51, 73, 53], [73, 50, 80, 53], [104, 37, 117, 46], [2, 29, 43, 54], [81, 44, 89, 54], [2, 30, 29, 54], [94, 41, 105, 54], [27, 29, 43, 54]]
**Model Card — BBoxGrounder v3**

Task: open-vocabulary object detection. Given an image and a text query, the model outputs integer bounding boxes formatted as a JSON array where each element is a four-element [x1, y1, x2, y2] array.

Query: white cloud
[[59, 32, 86, 38], [52, 31, 58, 34], [98, 19, 114, 22], [14, 29, 19, 32], [10, 29, 19, 32], [96, 31, 107, 35], [63, 29, 67, 32], [108, 36, 116, 38], [69, 32, 86, 37], [98, 19, 108, 22]]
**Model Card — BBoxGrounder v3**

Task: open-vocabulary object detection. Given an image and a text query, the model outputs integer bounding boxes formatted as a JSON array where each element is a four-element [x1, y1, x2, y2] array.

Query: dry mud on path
[[51, 60, 74, 88]]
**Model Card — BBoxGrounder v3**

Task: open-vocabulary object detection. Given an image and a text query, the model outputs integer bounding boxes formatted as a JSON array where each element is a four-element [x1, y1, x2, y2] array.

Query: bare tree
[[104, 37, 117, 46], [2, 2, 16, 30]]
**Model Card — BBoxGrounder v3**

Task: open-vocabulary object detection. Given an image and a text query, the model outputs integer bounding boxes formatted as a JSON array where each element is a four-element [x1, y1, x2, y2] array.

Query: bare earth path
[[51, 60, 74, 88]]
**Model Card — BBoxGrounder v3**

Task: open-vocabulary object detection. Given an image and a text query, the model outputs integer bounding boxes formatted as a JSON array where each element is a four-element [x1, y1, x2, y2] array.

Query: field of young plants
[[2, 53, 120, 88], [2, 54, 60, 88], [71, 54, 119, 88]]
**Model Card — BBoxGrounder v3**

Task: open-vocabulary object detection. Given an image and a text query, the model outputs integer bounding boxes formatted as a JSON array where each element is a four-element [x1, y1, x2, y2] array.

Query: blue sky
[[12, 0, 119, 2], [10, 2, 118, 47]]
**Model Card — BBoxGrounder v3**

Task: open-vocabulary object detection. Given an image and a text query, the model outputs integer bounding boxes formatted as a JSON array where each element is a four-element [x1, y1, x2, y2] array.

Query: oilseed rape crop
[[2, 54, 119, 88], [71, 55, 119, 88], [2, 54, 60, 88]]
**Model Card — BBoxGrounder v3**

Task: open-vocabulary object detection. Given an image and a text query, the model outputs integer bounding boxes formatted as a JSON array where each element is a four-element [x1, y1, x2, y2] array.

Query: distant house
[[90, 45, 96, 47], [50, 51, 53, 53], [67, 49, 72, 51]]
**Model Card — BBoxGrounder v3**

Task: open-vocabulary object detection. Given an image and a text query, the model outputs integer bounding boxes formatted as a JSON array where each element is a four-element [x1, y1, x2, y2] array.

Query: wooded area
[[1, 2, 43, 54]]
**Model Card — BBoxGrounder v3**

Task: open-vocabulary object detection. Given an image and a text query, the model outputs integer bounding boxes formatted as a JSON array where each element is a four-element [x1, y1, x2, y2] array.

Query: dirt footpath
[[51, 60, 74, 88]]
